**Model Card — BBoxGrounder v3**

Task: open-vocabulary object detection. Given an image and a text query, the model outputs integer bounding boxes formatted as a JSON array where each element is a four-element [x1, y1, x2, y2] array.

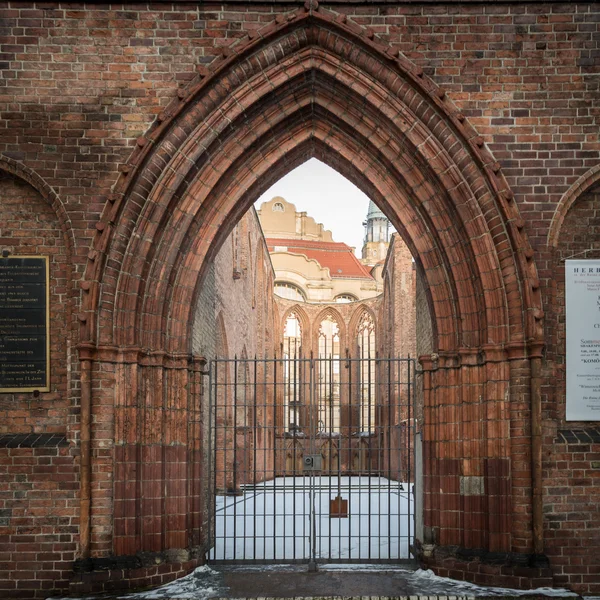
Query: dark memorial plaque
[[0, 256, 50, 392]]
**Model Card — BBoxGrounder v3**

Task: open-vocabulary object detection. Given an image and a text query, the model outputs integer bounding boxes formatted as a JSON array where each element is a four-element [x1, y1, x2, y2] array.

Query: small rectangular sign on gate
[[329, 495, 348, 518]]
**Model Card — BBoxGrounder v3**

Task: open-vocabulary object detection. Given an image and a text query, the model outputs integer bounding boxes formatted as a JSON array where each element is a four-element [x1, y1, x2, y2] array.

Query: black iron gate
[[206, 356, 416, 565]]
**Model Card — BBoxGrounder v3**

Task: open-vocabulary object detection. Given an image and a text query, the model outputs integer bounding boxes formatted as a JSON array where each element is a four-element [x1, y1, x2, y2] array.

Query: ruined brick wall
[[542, 182, 600, 590], [415, 270, 434, 362], [415, 268, 433, 427], [192, 204, 277, 366], [194, 208, 276, 494], [192, 263, 217, 360], [210, 207, 276, 360], [381, 234, 416, 362], [0, 1, 598, 595]]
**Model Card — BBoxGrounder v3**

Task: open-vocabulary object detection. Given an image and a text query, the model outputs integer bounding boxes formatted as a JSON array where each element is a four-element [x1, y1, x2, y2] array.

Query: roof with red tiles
[[266, 238, 374, 280]]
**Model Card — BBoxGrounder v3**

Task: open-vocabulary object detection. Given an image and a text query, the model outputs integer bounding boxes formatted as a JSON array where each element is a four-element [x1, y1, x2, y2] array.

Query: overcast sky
[[255, 158, 371, 256]]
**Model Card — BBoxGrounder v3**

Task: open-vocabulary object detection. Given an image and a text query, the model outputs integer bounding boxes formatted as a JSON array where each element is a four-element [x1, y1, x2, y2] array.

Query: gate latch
[[303, 454, 322, 471]]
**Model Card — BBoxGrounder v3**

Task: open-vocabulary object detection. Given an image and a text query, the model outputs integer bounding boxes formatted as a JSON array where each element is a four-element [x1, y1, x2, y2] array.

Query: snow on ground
[[208, 475, 414, 561], [407, 568, 579, 597], [120, 566, 579, 600], [46, 478, 582, 599], [46, 566, 227, 600], [48, 565, 580, 600], [118, 565, 226, 600]]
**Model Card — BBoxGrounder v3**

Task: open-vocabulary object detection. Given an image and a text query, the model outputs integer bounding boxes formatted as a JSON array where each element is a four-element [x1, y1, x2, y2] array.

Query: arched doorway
[[78, 5, 543, 579]]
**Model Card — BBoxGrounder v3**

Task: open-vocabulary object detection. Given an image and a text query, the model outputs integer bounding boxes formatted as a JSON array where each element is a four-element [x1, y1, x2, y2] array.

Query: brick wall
[[542, 428, 600, 591], [0, 434, 78, 599], [541, 183, 600, 590], [194, 205, 277, 359], [0, 172, 77, 597], [0, 172, 72, 433], [0, 1, 599, 596], [192, 262, 217, 359], [382, 234, 417, 365], [547, 182, 600, 421]]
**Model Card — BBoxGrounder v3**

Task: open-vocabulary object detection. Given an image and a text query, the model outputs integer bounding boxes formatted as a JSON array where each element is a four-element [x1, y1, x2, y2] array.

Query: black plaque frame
[[0, 255, 50, 393]]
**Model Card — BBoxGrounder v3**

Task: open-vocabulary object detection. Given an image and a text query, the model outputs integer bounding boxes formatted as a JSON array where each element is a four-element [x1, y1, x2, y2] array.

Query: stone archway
[[78, 4, 544, 585]]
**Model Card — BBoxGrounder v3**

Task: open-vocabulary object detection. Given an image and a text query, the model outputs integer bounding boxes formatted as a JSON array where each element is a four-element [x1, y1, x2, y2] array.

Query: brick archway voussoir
[[89, 15, 540, 358], [153, 120, 466, 353]]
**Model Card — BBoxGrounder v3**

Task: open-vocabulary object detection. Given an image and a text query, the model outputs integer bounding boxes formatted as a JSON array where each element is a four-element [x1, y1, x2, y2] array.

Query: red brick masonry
[[0, 1, 599, 596]]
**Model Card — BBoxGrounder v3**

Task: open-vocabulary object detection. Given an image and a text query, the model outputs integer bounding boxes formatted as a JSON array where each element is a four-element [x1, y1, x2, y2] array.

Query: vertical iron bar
[[223, 359, 230, 561], [397, 360, 402, 558], [243, 358, 248, 561], [253, 357, 258, 562], [367, 352, 372, 561], [408, 357, 413, 555], [375, 354, 381, 561], [387, 357, 392, 561], [262, 356, 268, 562], [207, 360, 214, 561], [273, 354, 277, 560], [348, 355, 353, 561], [358, 358, 362, 559], [233, 357, 238, 559], [309, 355, 317, 571], [292, 352, 297, 560], [328, 354, 333, 561], [283, 356, 287, 561], [337, 352, 342, 559]]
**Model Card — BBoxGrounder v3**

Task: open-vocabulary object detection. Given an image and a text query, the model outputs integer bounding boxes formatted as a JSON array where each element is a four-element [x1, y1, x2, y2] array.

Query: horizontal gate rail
[[206, 355, 417, 566]]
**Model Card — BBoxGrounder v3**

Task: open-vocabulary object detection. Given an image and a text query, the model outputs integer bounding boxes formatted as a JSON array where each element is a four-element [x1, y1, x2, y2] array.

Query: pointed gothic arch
[[215, 312, 229, 359], [82, 11, 541, 354], [281, 304, 310, 350], [77, 7, 545, 566], [547, 164, 600, 248], [0, 155, 76, 256], [349, 305, 377, 352], [313, 306, 346, 352]]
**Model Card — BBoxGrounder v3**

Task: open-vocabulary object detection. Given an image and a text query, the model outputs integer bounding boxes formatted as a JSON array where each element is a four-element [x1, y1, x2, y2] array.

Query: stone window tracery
[[357, 311, 376, 433], [283, 312, 302, 432], [317, 314, 341, 432]]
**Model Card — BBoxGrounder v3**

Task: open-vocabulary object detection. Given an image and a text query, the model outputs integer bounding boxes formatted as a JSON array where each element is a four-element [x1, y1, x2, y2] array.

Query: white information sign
[[566, 260, 600, 421]]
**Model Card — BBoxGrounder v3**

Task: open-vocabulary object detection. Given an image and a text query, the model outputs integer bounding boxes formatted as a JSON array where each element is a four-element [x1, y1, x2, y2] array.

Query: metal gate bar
[[206, 356, 416, 565]]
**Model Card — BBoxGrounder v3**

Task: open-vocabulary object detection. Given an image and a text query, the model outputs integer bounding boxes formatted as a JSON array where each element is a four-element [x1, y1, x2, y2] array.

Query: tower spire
[[361, 200, 390, 266]]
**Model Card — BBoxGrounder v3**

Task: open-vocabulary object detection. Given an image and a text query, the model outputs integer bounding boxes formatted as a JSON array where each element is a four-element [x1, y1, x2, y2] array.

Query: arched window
[[273, 202, 285, 212], [283, 313, 302, 431], [317, 314, 341, 432], [335, 293, 357, 303], [357, 311, 376, 433], [274, 282, 306, 302]]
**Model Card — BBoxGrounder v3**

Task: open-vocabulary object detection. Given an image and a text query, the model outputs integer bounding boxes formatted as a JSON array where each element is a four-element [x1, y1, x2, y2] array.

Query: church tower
[[361, 200, 390, 267]]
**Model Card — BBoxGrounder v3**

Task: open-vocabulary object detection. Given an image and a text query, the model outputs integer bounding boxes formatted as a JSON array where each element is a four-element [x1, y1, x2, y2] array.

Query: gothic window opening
[[357, 311, 376, 433], [317, 314, 341, 433], [283, 312, 302, 432]]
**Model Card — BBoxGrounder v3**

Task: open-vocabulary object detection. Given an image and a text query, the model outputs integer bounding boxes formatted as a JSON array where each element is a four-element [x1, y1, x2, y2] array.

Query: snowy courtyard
[[207, 475, 414, 562]]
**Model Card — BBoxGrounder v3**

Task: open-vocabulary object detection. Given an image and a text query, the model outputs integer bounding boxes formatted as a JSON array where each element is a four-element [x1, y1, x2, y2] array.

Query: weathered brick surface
[[0, 437, 78, 599], [542, 182, 600, 591], [0, 171, 72, 433], [0, 1, 598, 596], [541, 428, 600, 591]]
